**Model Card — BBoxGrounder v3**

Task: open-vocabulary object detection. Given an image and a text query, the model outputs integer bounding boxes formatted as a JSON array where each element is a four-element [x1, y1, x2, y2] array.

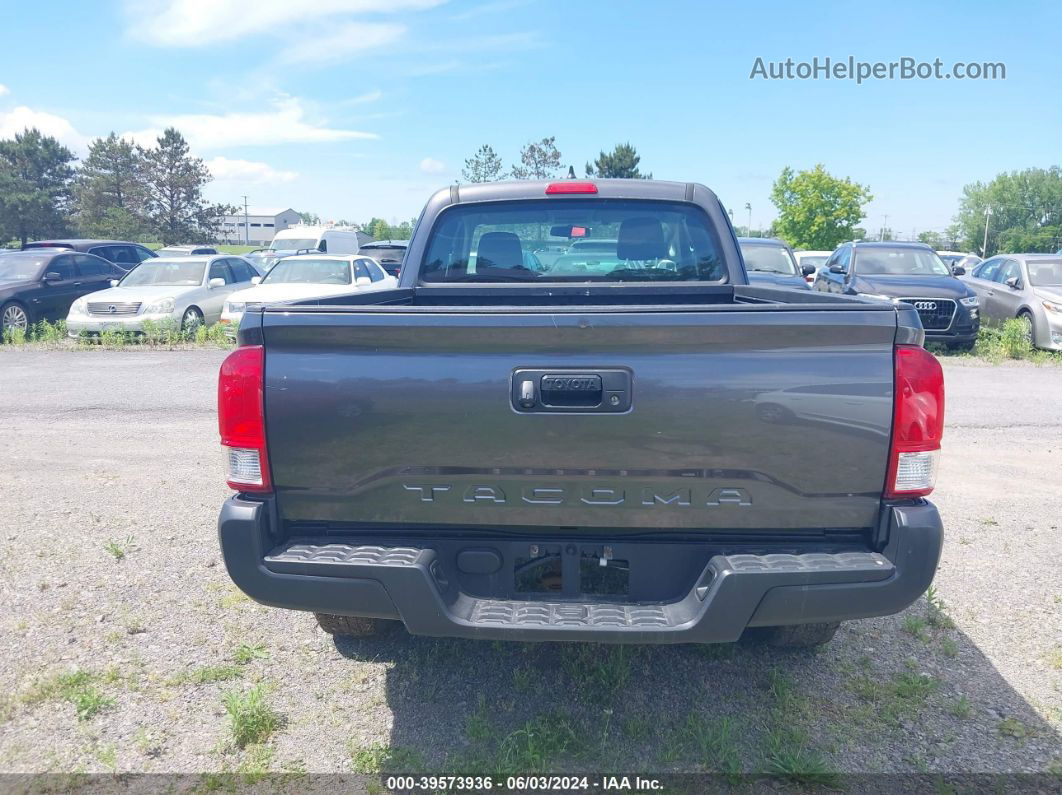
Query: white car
[[67, 255, 259, 335], [794, 250, 833, 284], [220, 254, 397, 331]]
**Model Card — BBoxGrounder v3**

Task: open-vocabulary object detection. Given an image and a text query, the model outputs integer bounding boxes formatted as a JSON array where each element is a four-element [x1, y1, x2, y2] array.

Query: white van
[[249, 226, 365, 272]]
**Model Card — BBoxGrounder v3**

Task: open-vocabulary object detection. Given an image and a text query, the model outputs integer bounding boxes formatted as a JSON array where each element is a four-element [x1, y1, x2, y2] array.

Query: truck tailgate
[[262, 306, 897, 532]]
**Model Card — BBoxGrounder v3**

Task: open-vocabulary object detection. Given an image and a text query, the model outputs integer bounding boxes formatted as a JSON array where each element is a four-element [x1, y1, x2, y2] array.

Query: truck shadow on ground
[[333, 600, 1061, 780]]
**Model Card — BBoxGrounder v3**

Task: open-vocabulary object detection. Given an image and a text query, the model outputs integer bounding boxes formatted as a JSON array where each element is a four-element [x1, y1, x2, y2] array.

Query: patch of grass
[[233, 643, 268, 665], [850, 671, 940, 726], [511, 665, 534, 693], [939, 636, 958, 658], [762, 725, 838, 786], [464, 696, 492, 744], [171, 665, 243, 686], [949, 695, 973, 719], [93, 743, 117, 773], [925, 586, 955, 629], [222, 685, 281, 748], [350, 743, 425, 774], [622, 715, 651, 741], [3, 316, 235, 349], [24, 670, 115, 720], [677, 714, 741, 775], [134, 727, 164, 758], [902, 615, 930, 641], [1045, 648, 1062, 670], [495, 713, 585, 774], [103, 536, 135, 561], [219, 587, 252, 609], [561, 645, 632, 696], [998, 717, 1032, 739]]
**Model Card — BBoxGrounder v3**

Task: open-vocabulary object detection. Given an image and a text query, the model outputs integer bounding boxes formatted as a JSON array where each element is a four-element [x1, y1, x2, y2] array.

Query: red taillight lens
[[885, 345, 945, 498], [545, 181, 598, 195], [218, 345, 271, 492]]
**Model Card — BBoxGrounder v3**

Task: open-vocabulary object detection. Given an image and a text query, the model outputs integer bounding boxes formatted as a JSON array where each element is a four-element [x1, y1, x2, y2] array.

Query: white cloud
[[0, 84, 9, 97], [207, 156, 297, 184], [278, 22, 406, 65], [123, 96, 376, 149], [419, 157, 445, 174], [0, 105, 87, 151], [125, 0, 444, 46]]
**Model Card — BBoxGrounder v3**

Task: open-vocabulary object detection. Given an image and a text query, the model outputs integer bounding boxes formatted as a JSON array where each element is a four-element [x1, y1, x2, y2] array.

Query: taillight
[[218, 345, 271, 493], [545, 181, 598, 194], [885, 345, 945, 498]]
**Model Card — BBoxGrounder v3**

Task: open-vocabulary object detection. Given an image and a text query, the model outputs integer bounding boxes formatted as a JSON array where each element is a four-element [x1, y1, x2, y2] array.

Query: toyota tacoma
[[217, 179, 945, 648]]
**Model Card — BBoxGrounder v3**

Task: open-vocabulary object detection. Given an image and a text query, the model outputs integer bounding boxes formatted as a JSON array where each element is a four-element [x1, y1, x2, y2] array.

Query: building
[[220, 207, 301, 246]]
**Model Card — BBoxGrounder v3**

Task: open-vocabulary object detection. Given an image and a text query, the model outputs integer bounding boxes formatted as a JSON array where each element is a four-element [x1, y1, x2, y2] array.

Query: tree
[[73, 133, 150, 240], [510, 137, 561, 180], [370, 218, 391, 240], [917, 230, 945, 249], [297, 210, 320, 225], [461, 144, 505, 183], [141, 128, 231, 244], [769, 164, 872, 250], [0, 128, 77, 246], [585, 142, 651, 179], [954, 167, 1062, 256]]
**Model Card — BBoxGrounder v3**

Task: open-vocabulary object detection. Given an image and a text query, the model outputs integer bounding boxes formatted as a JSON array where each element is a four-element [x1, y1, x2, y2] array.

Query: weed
[[222, 685, 281, 748], [93, 744, 117, 773], [24, 670, 115, 720], [104, 536, 135, 561], [939, 636, 958, 658], [464, 696, 492, 743], [762, 725, 838, 786], [495, 713, 584, 773], [949, 695, 973, 719], [902, 615, 930, 641], [1045, 648, 1062, 670], [350, 743, 425, 774], [925, 587, 955, 629], [562, 645, 632, 696], [134, 727, 164, 758], [998, 717, 1031, 739], [233, 643, 268, 665], [511, 665, 534, 693], [679, 714, 741, 775]]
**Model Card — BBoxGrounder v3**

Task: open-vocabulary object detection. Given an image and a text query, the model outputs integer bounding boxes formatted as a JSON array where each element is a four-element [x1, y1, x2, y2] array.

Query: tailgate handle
[[512, 368, 631, 413]]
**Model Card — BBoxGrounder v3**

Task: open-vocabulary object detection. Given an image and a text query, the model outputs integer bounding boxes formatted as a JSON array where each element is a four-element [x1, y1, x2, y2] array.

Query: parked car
[[357, 240, 408, 277], [0, 249, 124, 335], [936, 251, 982, 276], [246, 226, 365, 273], [794, 250, 833, 284], [22, 239, 157, 273], [66, 254, 258, 335], [737, 237, 810, 290], [155, 245, 219, 256], [962, 254, 1062, 350], [220, 254, 397, 331], [815, 241, 980, 350], [218, 178, 944, 650]]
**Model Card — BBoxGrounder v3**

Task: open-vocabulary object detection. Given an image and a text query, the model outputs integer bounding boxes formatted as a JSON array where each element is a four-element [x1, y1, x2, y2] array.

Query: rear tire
[[742, 622, 840, 648], [314, 613, 385, 638], [181, 306, 204, 333]]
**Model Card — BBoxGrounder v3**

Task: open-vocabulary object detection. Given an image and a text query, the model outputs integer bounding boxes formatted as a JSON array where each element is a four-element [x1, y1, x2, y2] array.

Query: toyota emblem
[[108, 305, 117, 313], [914, 301, 936, 311]]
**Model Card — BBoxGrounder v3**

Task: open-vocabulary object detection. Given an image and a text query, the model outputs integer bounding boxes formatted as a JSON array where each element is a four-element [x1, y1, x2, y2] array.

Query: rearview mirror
[[550, 225, 588, 238], [355, 276, 372, 287], [828, 263, 847, 274], [952, 265, 966, 276], [801, 263, 816, 276], [251, 276, 261, 285], [43, 271, 62, 282], [209, 277, 226, 288], [109, 279, 119, 287], [1005, 276, 1021, 289]]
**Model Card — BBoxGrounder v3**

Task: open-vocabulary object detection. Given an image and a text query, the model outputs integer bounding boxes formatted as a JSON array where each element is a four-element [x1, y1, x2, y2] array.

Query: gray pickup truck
[[217, 179, 945, 648]]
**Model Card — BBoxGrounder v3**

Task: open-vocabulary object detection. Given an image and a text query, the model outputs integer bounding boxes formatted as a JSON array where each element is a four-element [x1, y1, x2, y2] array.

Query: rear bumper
[[218, 497, 943, 643]]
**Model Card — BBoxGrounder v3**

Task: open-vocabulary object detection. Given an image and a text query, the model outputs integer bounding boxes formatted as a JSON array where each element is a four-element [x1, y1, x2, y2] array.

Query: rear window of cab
[[420, 199, 727, 283]]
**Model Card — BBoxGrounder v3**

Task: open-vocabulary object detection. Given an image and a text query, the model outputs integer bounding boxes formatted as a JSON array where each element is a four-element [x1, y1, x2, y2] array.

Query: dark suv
[[22, 239, 157, 273], [814, 241, 980, 349], [357, 240, 408, 277]]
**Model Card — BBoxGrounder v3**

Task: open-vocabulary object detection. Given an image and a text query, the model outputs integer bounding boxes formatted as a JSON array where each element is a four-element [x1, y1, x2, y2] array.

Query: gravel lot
[[1, 349, 1059, 782]]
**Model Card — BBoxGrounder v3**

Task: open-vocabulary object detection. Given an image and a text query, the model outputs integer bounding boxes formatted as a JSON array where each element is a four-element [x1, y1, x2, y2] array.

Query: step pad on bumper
[[724, 552, 890, 574], [471, 599, 671, 628], [265, 543, 426, 573]]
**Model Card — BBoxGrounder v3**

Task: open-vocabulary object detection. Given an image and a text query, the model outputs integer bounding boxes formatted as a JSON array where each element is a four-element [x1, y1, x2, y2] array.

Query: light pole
[[242, 195, 250, 245], [744, 202, 752, 236], [981, 207, 992, 256], [880, 214, 889, 241]]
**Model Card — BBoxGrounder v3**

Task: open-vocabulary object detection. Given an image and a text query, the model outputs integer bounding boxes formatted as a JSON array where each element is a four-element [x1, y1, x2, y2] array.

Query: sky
[[0, 0, 1059, 236]]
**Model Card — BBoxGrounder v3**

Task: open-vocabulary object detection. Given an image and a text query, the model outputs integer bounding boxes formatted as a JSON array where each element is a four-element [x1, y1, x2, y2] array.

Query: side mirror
[[828, 263, 847, 274], [355, 276, 372, 287], [1005, 276, 1021, 289], [109, 279, 119, 287], [251, 276, 261, 285], [209, 277, 226, 288], [44, 271, 62, 282], [952, 265, 966, 276], [801, 263, 816, 276]]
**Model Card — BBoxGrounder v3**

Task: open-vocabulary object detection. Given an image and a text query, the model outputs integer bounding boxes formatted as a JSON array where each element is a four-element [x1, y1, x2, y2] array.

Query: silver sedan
[[67, 254, 258, 335], [962, 254, 1062, 350]]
